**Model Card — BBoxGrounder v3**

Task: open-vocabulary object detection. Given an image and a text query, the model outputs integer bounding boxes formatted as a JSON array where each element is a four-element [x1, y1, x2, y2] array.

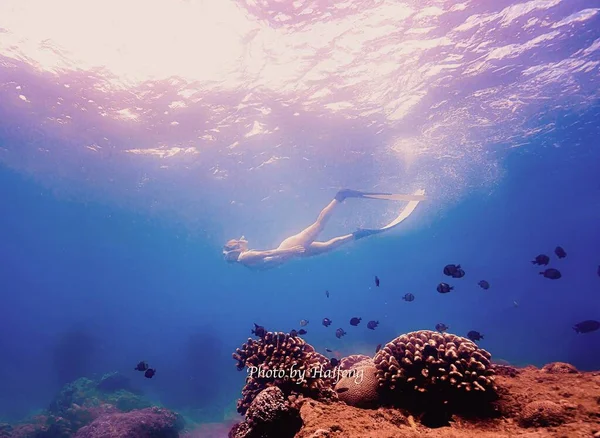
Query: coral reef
[[374, 330, 496, 395], [229, 329, 600, 437], [372, 330, 497, 423], [339, 355, 372, 370], [9, 374, 156, 437], [491, 363, 520, 377], [541, 361, 579, 374], [229, 387, 302, 438], [333, 364, 379, 408], [74, 407, 183, 438], [49, 376, 152, 417], [291, 366, 600, 437], [49, 378, 98, 416], [232, 331, 336, 415], [518, 400, 567, 427]]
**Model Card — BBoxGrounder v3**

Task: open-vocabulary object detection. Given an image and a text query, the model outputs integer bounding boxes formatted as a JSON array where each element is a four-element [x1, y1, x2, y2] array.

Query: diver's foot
[[335, 189, 363, 202], [352, 228, 384, 240]]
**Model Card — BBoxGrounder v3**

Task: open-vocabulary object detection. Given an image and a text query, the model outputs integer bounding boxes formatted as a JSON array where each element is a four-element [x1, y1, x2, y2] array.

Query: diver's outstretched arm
[[238, 246, 305, 264]]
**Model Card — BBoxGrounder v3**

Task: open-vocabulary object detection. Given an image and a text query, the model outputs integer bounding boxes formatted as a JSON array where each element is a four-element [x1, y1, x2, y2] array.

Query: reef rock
[[74, 407, 183, 438]]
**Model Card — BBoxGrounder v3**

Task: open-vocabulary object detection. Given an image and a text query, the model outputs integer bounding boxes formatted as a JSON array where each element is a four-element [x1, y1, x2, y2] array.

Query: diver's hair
[[224, 239, 242, 251]]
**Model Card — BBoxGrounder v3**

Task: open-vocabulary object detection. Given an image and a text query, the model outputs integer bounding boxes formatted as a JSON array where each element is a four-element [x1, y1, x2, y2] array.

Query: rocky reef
[[229, 330, 600, 438], [1, 373, 183, 438]]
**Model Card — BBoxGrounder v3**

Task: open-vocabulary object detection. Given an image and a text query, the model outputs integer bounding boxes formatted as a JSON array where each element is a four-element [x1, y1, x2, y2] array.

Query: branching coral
[[374, 330, 496, 398], [233, 331, 336, 414]]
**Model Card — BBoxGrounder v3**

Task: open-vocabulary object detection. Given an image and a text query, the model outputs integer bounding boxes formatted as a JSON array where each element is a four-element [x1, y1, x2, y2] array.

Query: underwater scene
[[1, 0, 599, 437]]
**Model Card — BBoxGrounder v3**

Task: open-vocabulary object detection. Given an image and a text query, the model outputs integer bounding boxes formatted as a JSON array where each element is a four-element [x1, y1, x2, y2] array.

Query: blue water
[[1, 0, 600, 428]]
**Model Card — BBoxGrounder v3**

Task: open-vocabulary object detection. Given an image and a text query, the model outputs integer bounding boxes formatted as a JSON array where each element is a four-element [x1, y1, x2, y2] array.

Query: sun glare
[[0, 0, 255, 87]]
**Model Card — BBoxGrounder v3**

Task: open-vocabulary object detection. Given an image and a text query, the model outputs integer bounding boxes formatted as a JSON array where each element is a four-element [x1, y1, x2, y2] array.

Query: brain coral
[[518, 400, 567, 427], [373, 330, 496, 398], [334, 364, 380, 408], [541, 362, 578, 374], [233, 331, 336, 414], [339, 355, 373, 370]]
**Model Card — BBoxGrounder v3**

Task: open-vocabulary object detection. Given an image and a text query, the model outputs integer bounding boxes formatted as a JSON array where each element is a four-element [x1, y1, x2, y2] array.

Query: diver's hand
[[289, 245, 306, 254]]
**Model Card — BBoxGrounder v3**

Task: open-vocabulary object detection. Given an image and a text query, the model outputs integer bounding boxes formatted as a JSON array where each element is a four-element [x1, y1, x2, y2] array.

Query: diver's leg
[[277, 198, 340, 249], [305, 234, 354, 256]]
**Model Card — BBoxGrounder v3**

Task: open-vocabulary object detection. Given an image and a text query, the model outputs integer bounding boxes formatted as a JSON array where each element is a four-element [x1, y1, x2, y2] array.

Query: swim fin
[[335, 189, 427, 202], [352, 228, 385, 240], [352, 189, 426, 240]]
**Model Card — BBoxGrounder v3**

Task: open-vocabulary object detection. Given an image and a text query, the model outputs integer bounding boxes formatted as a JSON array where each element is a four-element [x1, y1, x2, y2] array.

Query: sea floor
[[292, 364, 600, 438]]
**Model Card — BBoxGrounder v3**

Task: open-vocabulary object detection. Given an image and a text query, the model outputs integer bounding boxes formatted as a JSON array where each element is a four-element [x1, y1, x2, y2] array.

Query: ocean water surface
[[0, 0, 599, 429]]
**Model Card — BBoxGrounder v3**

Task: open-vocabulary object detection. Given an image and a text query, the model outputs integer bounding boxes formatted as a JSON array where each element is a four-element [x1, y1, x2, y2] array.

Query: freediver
[[222, 188, 425, 270]]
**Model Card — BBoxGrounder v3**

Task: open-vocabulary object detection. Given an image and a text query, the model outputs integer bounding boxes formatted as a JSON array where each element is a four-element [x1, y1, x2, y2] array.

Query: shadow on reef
[[228, 329, 600, 437], [0, 372, 184, 437]]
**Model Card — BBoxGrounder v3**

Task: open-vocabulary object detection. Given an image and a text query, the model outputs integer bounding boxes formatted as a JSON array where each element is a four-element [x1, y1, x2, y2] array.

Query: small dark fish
[[435, 323, 449, 333], [298, 329, 307, 335], [573, 320, 600, 334], [554, 246, 567, 259], [375, 343, 382, 353], [451, 268, 465, 279], [335, 328, 347, 339], [325, 290, 329, 298], [367, 320, 379, 330], [350, 317, 362, 326], [326, 348, 333, 353], [290, 329, 298, 337], [478, 280, 490, 290], [336, 387, 349, 393], [322, 318, 332, 327], [134, 361, 148, 372], [330, 358, 339, 366], [531, 254, 550, 266], [467, 331, 484, 342], [251, 323, 266, 338], [437, 283, 453, 294], [300, 319, 309, 327], [539, 268, 561, 279], [443, 264, 460, 276], [402, 293, 415, 302], [598, 265, 600, 277], [144, 368, 156, 379], [375, 276, 380, 287]]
